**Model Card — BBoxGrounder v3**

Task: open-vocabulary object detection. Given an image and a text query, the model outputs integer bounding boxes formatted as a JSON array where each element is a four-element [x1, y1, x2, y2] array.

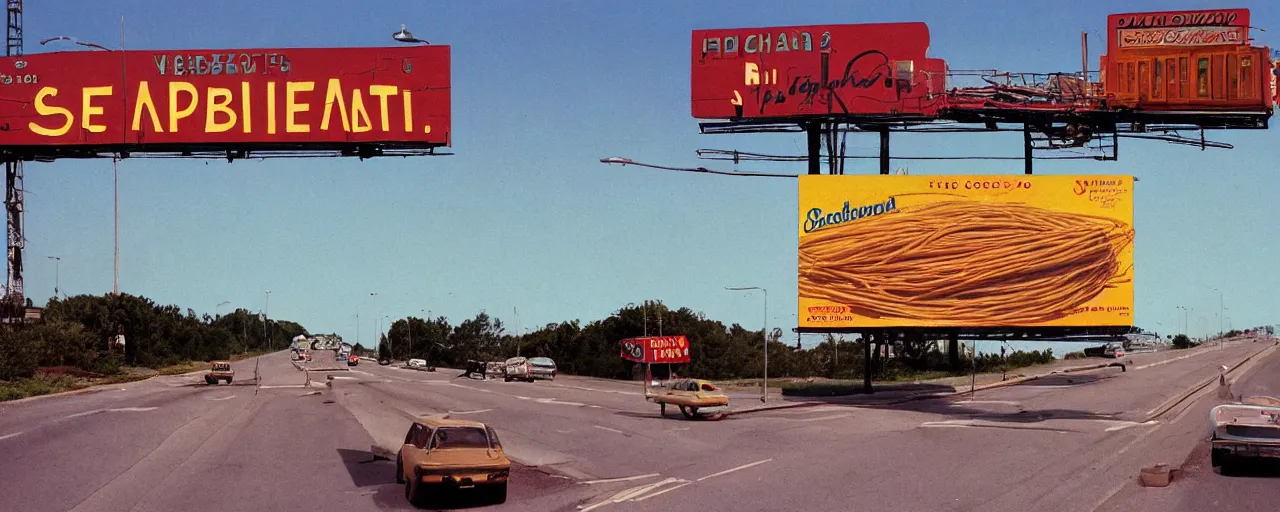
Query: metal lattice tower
[[4, 0, 23, 313]]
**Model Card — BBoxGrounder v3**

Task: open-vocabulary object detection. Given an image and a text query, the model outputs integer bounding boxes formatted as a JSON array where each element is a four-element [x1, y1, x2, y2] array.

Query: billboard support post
[[879, 130, 891, 175], [806, 123, 822, 175], [1023, 125, 1034, 174], [863, 332, 872, 393]]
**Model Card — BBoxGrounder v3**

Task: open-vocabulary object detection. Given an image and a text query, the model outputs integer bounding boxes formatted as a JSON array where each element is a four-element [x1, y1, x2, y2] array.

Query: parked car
[[528, 357, 557, 380], [396, 417, 509, 506], [408, 358, 428, 369], [378, 358, 392, 366], [1103, 342, 1126, 358], [204, 361, 234, 385]]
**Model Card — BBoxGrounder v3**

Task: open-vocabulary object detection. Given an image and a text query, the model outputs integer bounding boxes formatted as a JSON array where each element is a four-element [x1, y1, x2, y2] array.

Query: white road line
[[580, 473, 660, 485], [0, 431, 22, 441], [448, 409, 493, 415], [696, 458, 773, 482], [593, 425, 625, 434], [537, 398, 586, 406], [109, 407, 159, 412], [1103, 420, 1160, 432], [633, 482, 692, 501], [952, 400, 1021, 406], [206, 395, 236, 401], [66, 409, 105, 419], [580, 478, 687, 512], [257, 385, 308, 389], [785, 413, 853, 422], [1134, 351, 1200, 370]]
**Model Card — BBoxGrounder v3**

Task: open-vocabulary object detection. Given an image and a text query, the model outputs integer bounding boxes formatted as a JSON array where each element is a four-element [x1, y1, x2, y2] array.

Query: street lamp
[[392, 24, 428, 44], [726, 286, 768, 403], [263, 289, 271, 348], [1213, 288, 1224, 345], [46, 256, 60, 298]]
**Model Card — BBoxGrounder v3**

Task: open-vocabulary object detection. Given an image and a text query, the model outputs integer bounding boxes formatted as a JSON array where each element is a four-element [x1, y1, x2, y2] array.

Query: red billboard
[[620, 336, 691, 364], [0, 45, 450, 156], [690, 23, 947, 120]]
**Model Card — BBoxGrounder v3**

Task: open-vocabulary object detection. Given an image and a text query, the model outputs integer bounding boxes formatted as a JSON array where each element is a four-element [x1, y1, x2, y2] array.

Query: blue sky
[[18, 0, 1280, 347]]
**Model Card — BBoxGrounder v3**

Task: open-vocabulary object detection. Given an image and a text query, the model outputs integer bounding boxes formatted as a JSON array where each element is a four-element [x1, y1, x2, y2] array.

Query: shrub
[[1172, 334, 1195, 349]]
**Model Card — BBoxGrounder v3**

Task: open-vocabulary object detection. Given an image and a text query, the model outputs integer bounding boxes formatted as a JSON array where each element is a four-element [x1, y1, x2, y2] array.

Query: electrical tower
[[3, 0, 23, 320]]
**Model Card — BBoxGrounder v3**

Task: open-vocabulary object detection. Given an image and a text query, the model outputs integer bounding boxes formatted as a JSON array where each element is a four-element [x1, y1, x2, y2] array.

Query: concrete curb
[[1143, 341, 1279, 423], [0, 365, 219, 406]]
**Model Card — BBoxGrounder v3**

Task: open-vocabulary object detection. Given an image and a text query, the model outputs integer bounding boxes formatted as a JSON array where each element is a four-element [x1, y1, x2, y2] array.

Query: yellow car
[[650, 378, 730, 419], [396, 417, 510, 506]]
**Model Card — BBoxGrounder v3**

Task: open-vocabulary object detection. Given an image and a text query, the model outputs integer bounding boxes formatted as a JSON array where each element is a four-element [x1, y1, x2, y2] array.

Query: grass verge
[[0, 350, 271, 402]]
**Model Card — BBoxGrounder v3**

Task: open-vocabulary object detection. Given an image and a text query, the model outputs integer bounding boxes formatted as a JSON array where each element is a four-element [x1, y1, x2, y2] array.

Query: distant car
[[408, 358, 427, 369], [1104, 342, 1126, 358], [528, 357, 557, 381], [204, 361, 234, 385], [378, 358, 392, 366], [396, 417, 509, 506], [503, 357, 533, 382], [347, 354, 360, 366]]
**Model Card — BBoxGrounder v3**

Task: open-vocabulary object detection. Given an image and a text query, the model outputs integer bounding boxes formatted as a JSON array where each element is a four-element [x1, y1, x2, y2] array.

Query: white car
[[407, 358, 427, 368]]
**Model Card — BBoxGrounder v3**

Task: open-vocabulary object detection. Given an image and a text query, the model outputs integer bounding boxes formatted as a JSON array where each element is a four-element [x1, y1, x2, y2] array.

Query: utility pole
[[113, 157, 119, 295]]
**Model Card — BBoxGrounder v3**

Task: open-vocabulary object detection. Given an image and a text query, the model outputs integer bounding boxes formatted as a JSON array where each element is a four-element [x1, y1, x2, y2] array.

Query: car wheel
[[225, 377, 233, 384], [395, 455, 404, 484], [405, 469, 426, 506], [489, 482, 508, 504], [504, 375, 511, 382], [679, 405, 694, 419]]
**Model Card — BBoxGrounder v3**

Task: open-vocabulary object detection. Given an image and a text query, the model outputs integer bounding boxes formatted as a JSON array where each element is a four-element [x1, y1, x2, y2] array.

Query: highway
[[0, 338, 1275, 512]]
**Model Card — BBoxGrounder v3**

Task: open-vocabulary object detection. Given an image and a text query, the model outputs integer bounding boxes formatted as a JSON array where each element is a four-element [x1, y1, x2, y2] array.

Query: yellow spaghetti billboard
[[798, 175, 1134, 329]]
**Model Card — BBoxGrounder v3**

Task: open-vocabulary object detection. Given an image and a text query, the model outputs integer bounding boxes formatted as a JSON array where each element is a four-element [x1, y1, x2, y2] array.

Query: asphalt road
[[0, 338, 1275, 512], [1096, 338, 1280, 512]]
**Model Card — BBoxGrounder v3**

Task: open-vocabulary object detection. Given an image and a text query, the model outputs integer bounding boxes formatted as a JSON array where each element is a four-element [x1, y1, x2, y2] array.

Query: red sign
[[0, 45, 450, 155], [690, 23, 947, 120], [620, 335, 691, 364], [1107, 9, 1251, 55]]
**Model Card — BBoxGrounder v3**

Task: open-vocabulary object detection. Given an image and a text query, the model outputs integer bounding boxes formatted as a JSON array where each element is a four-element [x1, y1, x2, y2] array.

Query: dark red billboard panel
[[1106, 9, 1251, 55], [691, 23, 947, 120], [0, 45, 450, 153], [620, 336, 691, 364]]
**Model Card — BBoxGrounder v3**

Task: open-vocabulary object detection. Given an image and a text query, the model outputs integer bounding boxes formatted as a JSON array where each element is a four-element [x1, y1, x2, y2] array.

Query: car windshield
[[433, 427, 491, 449]]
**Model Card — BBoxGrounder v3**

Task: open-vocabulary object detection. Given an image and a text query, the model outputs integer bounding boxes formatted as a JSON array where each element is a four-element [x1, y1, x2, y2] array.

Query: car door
[[402, 423, 431, 477]]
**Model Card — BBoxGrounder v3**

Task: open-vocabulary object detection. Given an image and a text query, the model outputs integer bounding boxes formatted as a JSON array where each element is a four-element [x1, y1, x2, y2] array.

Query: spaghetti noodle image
[[799, 200, 1134, 326]]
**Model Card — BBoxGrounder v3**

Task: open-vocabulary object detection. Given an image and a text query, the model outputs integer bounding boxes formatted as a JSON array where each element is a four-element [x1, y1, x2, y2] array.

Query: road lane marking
[[537, 398, 586, 406], [0, 431, 22, 441], [1103, 420, 1159, 432], [67, 409, 105, 418], [206, 395, 236, 401], [580, 473, 660, 485], [632, 482, 692, 501], [579, 477, 687, 512], [696, 458, 773, 482], [952, 400, 1021, 406], [65, 406, 158, 419], [448, 409, 493, 415], [593, 425, 625, 434]]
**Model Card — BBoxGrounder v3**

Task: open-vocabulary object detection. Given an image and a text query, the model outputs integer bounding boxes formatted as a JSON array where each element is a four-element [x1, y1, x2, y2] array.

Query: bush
[[1063, 351, 1086, 360], [1172, 334, 1195, 349]]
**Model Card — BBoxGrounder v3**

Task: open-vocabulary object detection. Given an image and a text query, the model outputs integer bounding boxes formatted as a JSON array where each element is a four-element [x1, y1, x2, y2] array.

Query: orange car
[[396, 417, 510, 506]]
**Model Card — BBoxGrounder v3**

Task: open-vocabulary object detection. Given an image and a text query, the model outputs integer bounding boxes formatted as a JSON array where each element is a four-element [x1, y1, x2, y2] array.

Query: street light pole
[[264, 289, 271, 349], [46, 256, 60, 298], [1213, 288, 1224, 346], [726, 286, 768, 403], [113, 157, 119, 296]]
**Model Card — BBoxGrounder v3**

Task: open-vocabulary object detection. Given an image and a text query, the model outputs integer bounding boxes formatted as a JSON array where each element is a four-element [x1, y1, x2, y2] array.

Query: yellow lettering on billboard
[[286, 81, 314, 133], [205, 87, 236, 133], [349, 89, 372, 133], [320, 78, 350, 131], [240, 82, 252, 134], [796, 175, 1135, 329], [401, 90, 414, 133], [266, 81, 277, 134], [168, 82, 198, 132], [80, 86, 113, 133], [369, 85, 397, 132], [29, 87, 73, 137], [132, 82, 163, 133]]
